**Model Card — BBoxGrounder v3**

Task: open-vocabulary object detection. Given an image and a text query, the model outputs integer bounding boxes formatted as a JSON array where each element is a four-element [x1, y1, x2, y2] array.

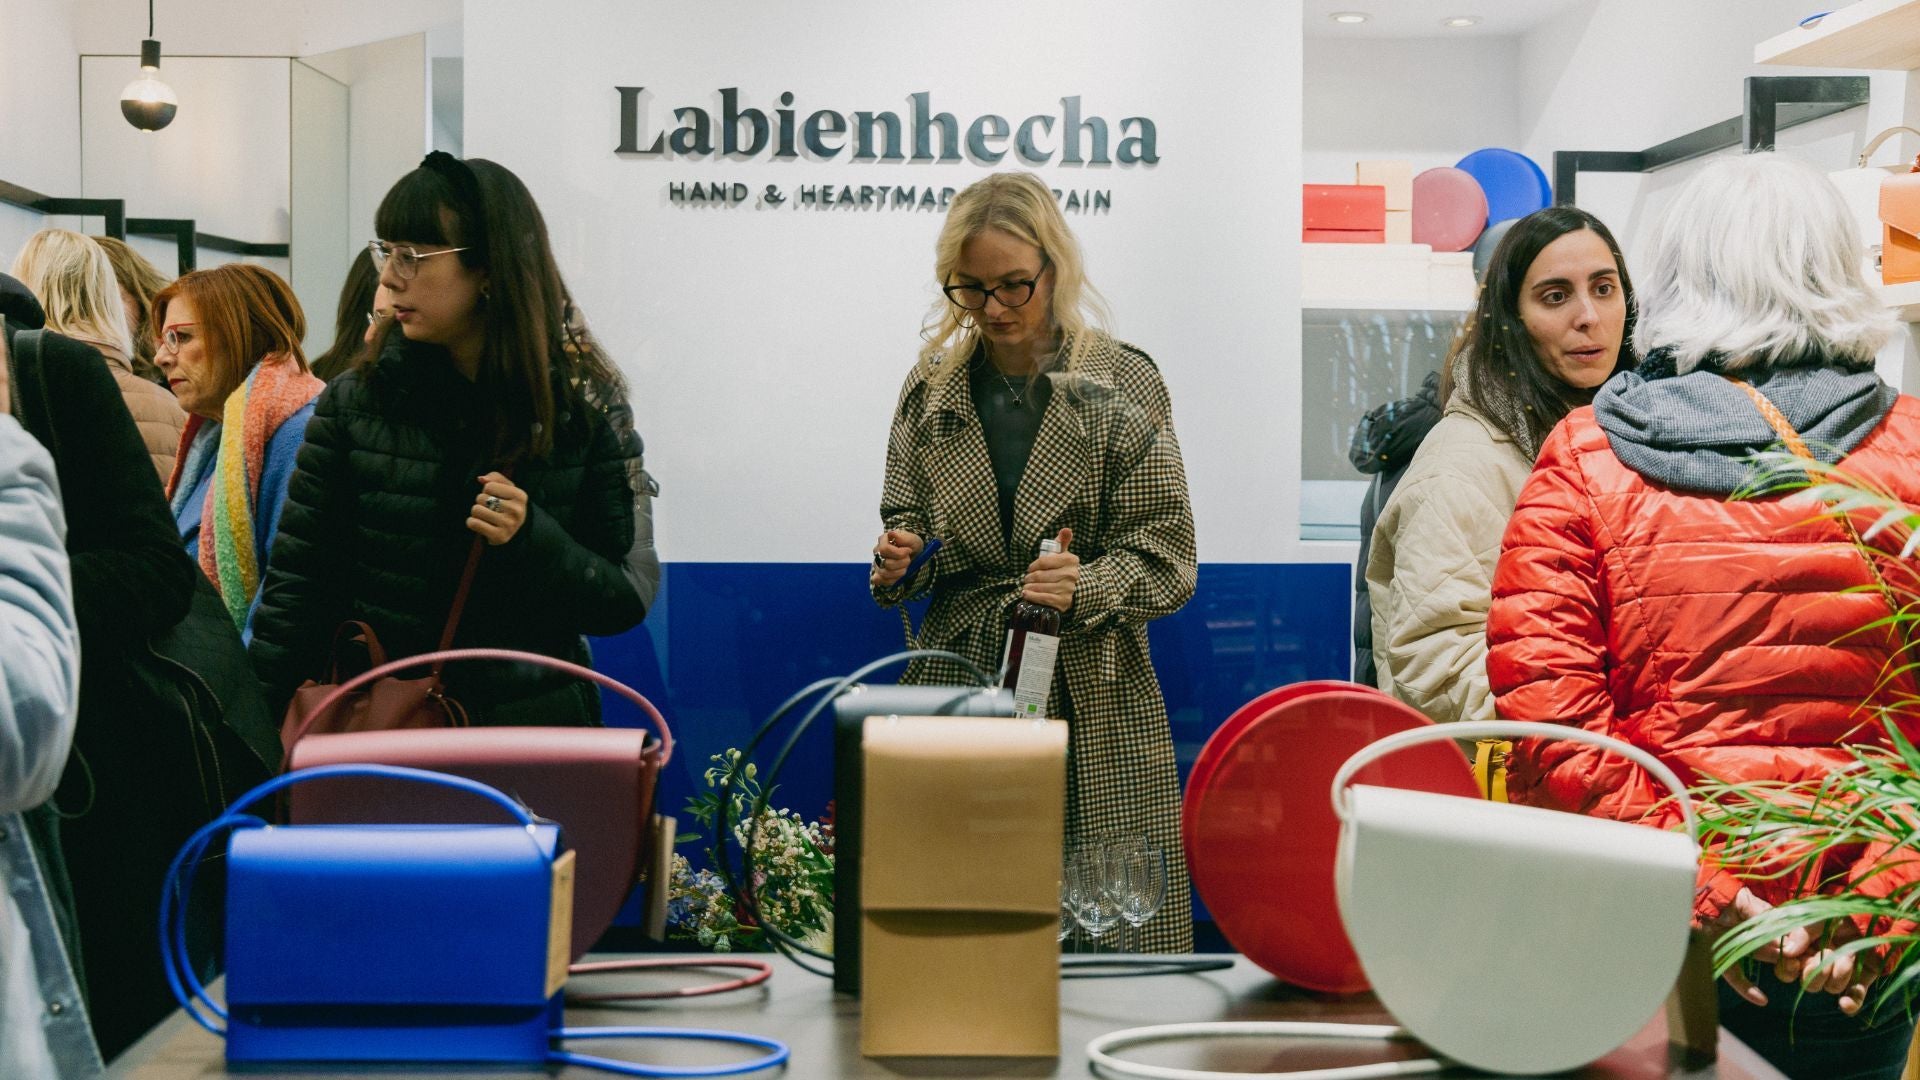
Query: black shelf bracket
[[0, 179, 126, 239], [1, 179, 288, 269], [1554, 75, 1870, 206], [126, 218, 197, 275]]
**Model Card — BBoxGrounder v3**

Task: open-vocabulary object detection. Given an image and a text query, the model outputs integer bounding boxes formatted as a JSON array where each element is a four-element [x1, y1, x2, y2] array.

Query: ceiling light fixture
[[120, 0, 178, 132], [1329, 12, 1371, 25], [1442, 15, 1483, 28]]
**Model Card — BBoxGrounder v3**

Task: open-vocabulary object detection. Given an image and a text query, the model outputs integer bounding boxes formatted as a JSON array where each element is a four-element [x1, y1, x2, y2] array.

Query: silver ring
[[484, 495, 503, 514]]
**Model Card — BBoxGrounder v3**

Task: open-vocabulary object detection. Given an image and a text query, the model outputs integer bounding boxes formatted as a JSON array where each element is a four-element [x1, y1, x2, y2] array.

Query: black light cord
[[148, 0, 155, 38], [714, 650, 993, 976], [1059, 957, 1235, 979]]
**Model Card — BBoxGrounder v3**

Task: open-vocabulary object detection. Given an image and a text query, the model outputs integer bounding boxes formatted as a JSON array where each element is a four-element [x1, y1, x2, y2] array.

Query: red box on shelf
[[1303, 184, 1387, 244]]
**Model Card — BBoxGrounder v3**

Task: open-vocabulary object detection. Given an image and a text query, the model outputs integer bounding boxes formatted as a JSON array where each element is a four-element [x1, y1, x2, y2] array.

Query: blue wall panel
[[592, 561, 1352, 928]]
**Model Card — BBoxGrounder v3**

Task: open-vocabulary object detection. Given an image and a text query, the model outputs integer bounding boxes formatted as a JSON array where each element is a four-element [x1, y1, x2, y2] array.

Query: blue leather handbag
[[166, 764, 569, 1064], [162, 764, 791, 1076]]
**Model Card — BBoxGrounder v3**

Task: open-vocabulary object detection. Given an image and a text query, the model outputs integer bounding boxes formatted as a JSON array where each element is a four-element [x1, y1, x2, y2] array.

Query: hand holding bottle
[[1023, 527, 1079, 611]]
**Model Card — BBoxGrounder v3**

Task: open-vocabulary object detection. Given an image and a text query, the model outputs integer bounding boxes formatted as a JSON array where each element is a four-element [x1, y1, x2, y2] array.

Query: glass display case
[[1299, 306, 1466, 540]]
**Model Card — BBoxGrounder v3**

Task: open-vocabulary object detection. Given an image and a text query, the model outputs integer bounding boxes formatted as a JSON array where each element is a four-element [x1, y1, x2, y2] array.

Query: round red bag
[[1184, 687, 1477, 992]]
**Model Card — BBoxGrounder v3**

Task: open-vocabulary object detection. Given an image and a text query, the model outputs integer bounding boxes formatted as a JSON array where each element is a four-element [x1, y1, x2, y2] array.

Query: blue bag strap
[[236, 761, 544, 828]]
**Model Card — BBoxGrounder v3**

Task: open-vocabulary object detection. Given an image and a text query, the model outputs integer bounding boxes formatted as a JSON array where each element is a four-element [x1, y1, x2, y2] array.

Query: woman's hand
[[1705, 887, 1813, 1007], [1023, 527, 1079, 612], [871, 528, 924, 587], [468, 471, 529, 546], [1775, 915, 1884, 1016]]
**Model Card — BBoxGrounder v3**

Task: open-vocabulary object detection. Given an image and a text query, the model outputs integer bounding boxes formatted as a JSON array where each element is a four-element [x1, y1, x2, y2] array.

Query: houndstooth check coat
[[872, 330, 1198, 952]]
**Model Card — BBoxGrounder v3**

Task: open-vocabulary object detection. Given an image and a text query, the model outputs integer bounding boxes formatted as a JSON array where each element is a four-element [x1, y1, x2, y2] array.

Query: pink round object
[[1411, 167, 1489, 252]]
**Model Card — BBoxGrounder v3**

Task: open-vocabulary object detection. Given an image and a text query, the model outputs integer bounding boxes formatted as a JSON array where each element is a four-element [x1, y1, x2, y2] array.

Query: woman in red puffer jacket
[[1487, 152, 1920, 1080]]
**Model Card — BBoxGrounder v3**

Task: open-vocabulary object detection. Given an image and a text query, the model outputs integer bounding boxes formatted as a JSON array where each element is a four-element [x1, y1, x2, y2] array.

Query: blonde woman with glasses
[[12, 228, 185, 479], [870, 171, 1199, 951]]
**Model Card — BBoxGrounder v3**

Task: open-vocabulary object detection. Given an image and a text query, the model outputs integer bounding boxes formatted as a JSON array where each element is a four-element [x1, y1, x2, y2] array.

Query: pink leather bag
[[285, 648, 674, 960]]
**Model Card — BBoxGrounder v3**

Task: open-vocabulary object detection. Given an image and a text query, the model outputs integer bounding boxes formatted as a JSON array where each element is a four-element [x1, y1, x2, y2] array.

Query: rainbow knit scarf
[[165, 355, 326, 629]]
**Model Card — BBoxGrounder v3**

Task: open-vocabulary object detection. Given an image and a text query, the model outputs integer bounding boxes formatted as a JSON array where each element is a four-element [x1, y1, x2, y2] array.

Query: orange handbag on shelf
[[1883, 157, 1920, 286]]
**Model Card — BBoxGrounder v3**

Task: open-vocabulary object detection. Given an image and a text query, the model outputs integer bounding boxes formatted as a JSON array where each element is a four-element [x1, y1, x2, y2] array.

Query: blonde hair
[[11, 229, 135, 359], [1636, 152, 1894, 372], [92, 235, 173, 368], [918, 172, 1110, 384]]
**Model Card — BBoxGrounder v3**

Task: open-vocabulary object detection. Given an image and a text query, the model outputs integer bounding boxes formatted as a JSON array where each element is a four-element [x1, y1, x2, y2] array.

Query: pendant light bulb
[[121, 34, 178, 131]]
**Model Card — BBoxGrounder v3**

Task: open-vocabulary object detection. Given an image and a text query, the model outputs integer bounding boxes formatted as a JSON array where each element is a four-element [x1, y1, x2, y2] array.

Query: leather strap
[[1723, 376, 1903, 625], [1858, 125, 1920, 169], [295, 647, 674, 765], [430, 465, 516, 679], [565, 958, 772, 1002]]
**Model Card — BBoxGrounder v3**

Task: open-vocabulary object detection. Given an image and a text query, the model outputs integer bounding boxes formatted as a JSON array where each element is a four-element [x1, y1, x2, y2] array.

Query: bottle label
[[1009, 631, 1060, 716]]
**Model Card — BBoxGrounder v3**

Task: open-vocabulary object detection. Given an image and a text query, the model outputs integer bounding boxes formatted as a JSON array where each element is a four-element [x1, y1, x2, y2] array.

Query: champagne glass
[[1118, 846, 1167, 953], [1068, 848, 1122, 950], [1099, 833, 1149, 951]]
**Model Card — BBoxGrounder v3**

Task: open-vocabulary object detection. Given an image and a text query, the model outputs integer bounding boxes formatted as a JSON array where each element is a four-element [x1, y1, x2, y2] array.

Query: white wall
[[0, 0, 82, 196], [1517, 0, 1900, 249], [80, 55, 291, 244], [463, 0, 1303, 565], [291, 61, 351, 354], [70, 0, 459, 58], [0, 0, 82, 264], [1304, 36, 1521, 185], [305, 34, 431, 260]]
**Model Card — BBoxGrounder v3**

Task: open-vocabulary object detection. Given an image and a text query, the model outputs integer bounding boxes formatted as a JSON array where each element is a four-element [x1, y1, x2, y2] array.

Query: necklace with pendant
[[999, 370, 1028, 408]]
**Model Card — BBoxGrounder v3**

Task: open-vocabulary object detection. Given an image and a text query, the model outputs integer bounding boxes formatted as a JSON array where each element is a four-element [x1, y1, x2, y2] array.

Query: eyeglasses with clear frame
[[159, 323, 197, 354], [368, 240, 470, 281], [942, 257, 1051, 311]]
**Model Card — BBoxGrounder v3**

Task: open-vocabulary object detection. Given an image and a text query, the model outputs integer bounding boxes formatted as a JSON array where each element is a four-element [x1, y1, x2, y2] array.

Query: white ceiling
[[1304, 0, 1592, 38]]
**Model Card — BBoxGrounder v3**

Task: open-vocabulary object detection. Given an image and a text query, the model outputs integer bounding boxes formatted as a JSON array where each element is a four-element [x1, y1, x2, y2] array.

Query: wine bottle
[[1001, 538, 1063, 717]]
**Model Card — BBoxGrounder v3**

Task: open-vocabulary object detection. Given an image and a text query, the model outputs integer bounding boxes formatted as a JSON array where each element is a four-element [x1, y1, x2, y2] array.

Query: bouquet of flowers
[[664, 749, 834, 953]]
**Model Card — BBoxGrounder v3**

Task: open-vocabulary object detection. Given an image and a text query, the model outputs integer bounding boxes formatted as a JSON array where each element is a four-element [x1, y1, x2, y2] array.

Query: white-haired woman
[[12, 229, 185, 479], [1488, 152, 1920, 1079], [869, 171, 1198, 951]]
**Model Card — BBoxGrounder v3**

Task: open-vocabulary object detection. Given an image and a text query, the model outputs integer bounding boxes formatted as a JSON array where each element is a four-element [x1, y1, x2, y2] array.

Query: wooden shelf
[[1300, 298, 1473, 313], [1757, 0, 1920, 70]]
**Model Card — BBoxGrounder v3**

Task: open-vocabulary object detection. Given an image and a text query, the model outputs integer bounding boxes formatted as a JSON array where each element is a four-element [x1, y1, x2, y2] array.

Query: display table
[[107, 953, 1786, 1079]]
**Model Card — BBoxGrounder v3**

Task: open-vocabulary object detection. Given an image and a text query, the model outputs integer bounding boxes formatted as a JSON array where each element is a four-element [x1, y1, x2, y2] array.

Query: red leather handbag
[[278, 537, 485, 757], [285, 648, 674, 961]]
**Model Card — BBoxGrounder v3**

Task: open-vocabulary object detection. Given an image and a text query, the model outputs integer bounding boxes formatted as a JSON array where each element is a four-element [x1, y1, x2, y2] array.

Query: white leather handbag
[[1088, 721, 1700, 1080]]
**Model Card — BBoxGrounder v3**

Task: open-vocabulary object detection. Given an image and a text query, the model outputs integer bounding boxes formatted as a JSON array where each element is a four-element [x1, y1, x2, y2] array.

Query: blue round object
[[1455, 148, 1552, 226]]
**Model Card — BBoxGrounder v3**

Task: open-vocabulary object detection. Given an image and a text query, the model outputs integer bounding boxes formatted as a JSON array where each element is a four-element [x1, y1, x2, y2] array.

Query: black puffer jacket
[[249, 335, 659, 723], [1350, 370, 1442, 687]]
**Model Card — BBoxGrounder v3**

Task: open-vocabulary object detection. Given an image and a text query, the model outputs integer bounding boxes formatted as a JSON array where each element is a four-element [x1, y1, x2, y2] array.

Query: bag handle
[[323, 620, 389, 682], [289, 647, 674, 766], [235, 762, 543, 830], [1726, 376, 1906, 623], [1329, 719, 1699, 842], [1860, 126, 1920, 168], [426, 464, 516, 677]]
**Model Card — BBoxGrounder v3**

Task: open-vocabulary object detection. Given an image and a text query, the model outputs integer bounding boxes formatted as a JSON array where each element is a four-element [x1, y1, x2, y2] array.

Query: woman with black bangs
[[249, 153, 660, 727]]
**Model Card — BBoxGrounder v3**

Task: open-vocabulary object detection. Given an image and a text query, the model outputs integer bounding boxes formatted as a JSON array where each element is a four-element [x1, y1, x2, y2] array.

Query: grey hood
[[1592, 354, 1896, 495]]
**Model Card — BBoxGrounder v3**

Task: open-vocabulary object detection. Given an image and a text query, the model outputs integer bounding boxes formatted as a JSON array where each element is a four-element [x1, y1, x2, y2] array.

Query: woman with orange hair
[[154, 264, 325, 637]]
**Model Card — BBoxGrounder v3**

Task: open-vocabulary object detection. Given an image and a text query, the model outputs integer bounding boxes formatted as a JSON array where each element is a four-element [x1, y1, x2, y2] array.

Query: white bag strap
[[1329, 719, 1699, 842], [1086, 1022, 1443, 1080], [1858, 125, 1920, 168]]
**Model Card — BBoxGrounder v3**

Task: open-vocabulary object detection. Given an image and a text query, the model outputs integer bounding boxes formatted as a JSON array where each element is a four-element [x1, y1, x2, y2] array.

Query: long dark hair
[[370, 154, 623, 459], [1440, 206, 1637, 454], [311, 246, 378, 382]]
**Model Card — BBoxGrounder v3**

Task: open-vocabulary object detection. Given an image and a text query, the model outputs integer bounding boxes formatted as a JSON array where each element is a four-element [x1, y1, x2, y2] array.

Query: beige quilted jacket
[[1365, 398, 1533, 725]]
